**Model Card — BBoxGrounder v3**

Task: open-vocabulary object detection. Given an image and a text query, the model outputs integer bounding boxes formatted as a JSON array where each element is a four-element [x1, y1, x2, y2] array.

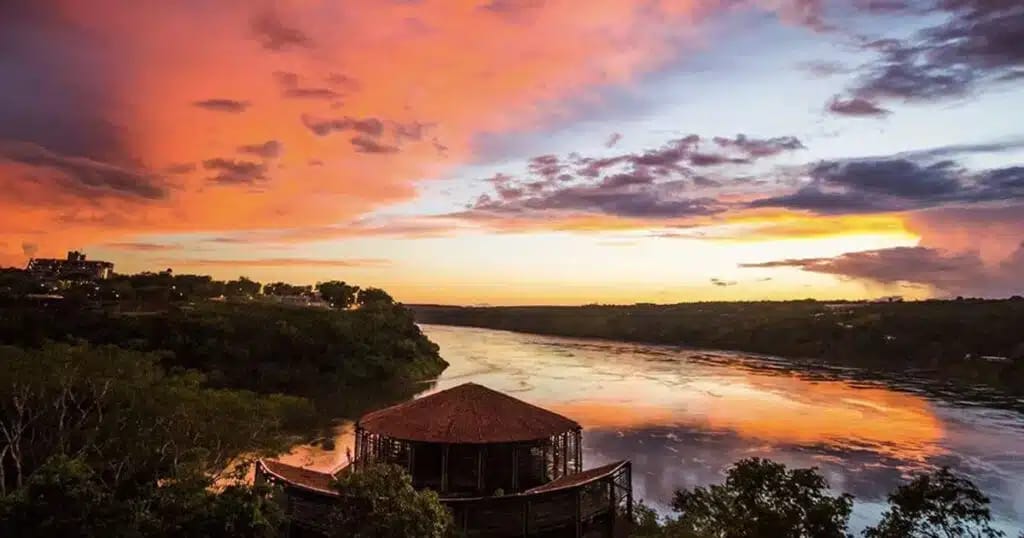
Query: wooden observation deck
[[257, 383, 633, 537]]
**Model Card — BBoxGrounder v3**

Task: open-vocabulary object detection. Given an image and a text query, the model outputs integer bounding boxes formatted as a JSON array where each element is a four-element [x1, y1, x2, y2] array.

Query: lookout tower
[[354, 382, 582, 496], [258, 383, 632, 537]]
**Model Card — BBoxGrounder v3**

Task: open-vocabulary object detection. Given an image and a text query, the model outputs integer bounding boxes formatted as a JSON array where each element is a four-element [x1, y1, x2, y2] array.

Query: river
[[279, 324, 1024, 533]]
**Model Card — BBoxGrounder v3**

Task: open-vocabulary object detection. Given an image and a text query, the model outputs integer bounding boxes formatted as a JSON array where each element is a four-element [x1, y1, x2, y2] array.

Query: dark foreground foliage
[[632, 458, 1009, 538], [412, 300, 1024, 395], [327, 464, 453, 538], [0, 344, 306, 537]]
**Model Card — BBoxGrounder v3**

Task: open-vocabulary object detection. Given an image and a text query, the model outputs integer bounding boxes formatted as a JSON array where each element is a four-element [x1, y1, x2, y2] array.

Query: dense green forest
[[0, 343, 306, 536], [412, 300, 1024, 394], [0, 269, 447, 401], [0, 300, 446, 400], [0, 268, 448, 536]]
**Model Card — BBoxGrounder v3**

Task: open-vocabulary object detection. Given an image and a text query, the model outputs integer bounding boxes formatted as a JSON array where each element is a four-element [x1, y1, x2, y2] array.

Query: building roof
[[258, 459, 340, 496], [358, 382, 580, 444], [524, 460, 627, 494]]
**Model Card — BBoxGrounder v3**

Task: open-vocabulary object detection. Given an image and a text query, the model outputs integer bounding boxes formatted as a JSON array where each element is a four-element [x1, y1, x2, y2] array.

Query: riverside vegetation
[[0, 268, 447, 536], [412, 300, 1024, 396]]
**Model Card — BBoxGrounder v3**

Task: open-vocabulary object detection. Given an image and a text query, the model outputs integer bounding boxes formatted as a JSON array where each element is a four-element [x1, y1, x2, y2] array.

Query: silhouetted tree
[[663, 458, 853, 538], [864, 467, 1004, 538], [358, 287, 394, 308], [225, 277, 261, 298], [317, 280, 360, 309], [327, 464, 452, 538], [264, 282, 312, 296]]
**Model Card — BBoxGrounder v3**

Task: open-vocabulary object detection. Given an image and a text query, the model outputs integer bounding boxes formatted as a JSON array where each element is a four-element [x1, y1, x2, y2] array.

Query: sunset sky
[[3, 0, 1023, 304]]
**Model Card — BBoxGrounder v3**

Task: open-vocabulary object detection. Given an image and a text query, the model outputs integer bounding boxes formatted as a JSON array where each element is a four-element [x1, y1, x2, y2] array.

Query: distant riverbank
[[411, 300, 1024, 397]]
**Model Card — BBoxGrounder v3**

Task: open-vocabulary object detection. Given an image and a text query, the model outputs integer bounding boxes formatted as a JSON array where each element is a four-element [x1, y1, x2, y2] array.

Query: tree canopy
[[317, 280, 360, 309], [633, 460, 1009, 538], [661, 458, 852, 538], [0, 343, 304, 537], [864, 467, 1005, 538], [327, 464, 452, 538], [357, 287, 395, 308]]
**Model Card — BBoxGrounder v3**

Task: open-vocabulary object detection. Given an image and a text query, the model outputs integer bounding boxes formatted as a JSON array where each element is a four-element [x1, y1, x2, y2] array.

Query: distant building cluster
[[26, 251, 114, 281]]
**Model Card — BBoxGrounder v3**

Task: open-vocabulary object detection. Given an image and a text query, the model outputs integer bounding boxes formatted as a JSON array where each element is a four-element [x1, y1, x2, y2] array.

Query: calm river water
[[281, 324, 1024, 533]]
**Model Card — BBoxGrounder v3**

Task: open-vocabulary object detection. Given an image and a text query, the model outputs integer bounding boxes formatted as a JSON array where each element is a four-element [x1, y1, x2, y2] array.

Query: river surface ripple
[[282, 324, 1024, 533]]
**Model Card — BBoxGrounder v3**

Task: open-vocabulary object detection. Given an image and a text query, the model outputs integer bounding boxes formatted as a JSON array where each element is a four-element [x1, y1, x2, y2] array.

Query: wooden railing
[[258, 460, 632, 538]]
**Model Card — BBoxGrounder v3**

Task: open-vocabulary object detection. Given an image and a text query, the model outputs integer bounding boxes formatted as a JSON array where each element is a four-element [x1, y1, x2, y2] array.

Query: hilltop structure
[[26, 251, 114, 281], [258, 383, 633, 537]]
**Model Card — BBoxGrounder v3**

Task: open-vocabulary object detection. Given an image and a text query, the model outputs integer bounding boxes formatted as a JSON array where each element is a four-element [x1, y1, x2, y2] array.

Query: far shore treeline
[[411, 300, 1024, 396]]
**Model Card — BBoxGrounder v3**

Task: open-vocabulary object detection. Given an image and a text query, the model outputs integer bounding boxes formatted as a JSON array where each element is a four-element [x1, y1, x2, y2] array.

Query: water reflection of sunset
[[276, 326, 1023, 531], [551, 372, 944, 462]]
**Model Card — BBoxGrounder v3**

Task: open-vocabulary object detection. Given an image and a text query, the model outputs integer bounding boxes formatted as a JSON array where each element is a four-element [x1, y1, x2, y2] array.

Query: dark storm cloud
[[852, 0, 913, 13], [102, 242, 181, 252], [813, 159, 961, 197], [470, 184, 721, 219], [393, 121, 430, 142], [712, 135, 805, 158], [0, 4, 127, 162], [826, 96, 891, 117], [897, 138, 1024, 160], [164, 162, 197, 174], [302, 115, 430, 153], [237, 140, 283, 159], [250, 10, 313, 51], [742, 243, 1024, 297], [480, 0, 545, 15], [750, 157, 1024, 214], [460, 133, 804, 220], [202, 158, 268, 185], [326, 73, 361, 92], [0, 140, 168, 200], [302, 115, 385, 137], [527, 154, 566, 181], [274, 70, 355, 101], [283, 87, 342, 100], [192, 99, 250, 113], [841, 1, 1024, 105], [350, 136, 399, 154]]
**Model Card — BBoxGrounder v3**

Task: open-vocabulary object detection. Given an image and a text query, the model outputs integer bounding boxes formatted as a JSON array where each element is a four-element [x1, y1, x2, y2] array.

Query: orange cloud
[[152, 257, 390, 269], [2, 0, 723, 265]]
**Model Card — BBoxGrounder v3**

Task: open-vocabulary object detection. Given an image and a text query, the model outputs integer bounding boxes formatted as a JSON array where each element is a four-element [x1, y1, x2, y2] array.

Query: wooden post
[[441, 444, 449, 493], [551, 437, 559, 480], [607, 479, 616, 535], [562, 434, 568, 477], [408, 443, 415, 476], [575, 430, 583, 473], [522, 498, 530, 537], [542, 444, 548, 482], [476, 446, 485, 493], [511, 446, 519, 492], [626, 463, 633, 522], [354, 428, 362, 467], [574, 487, 583, 538]]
